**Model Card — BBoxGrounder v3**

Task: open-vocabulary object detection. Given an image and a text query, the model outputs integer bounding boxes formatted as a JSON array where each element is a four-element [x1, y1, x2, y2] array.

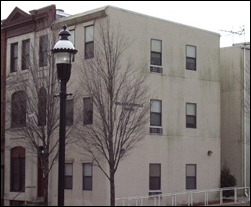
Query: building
[[1, 5, 57, 206], [220, 43, 250, 190], [2, 5, 221, 206], [1, 19, 7, 207]]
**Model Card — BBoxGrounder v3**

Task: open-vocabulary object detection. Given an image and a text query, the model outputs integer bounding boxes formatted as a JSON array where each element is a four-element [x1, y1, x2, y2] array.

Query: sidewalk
[[220, 202, 250, 206], [210, 197, 250, 206]]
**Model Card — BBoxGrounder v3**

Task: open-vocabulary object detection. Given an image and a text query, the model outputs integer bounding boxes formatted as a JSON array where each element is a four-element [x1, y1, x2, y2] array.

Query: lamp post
[[52, 25, 77, 206]]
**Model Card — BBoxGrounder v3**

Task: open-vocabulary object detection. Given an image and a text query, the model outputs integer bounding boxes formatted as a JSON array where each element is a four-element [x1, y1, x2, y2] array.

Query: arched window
[[11, 91, 26, 128], [10, 147, 25, 192], [38, 87, 47, 126]]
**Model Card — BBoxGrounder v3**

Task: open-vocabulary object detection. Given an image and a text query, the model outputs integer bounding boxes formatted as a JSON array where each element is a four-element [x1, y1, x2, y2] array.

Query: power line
[[219, 25, 246, 45]]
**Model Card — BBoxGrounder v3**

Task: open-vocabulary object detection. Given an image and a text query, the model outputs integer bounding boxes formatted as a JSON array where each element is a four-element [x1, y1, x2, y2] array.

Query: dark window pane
[[12, 59, 18, 72], [186, 116, 196, 128], [39, 35, 48, 67], [186, 57, 196, 70], [11, 159, 19, 191], [150, 113, 161, 126], [13, 59, 18, 72], [38, 88, 47, 126], [20, 101, 26, 127], [11, 147, 25, 192], [151, 52, 161, 65], [83, 98, 93, 125], [85, 42, 94, 59], [11, 43, 18, 72], [186, 177, 196, 189], [22, 39, 30, 70], [83, 177, 92, 190], [65, 176, 73, 189], [66, 100, 74, 126], [20, 158, 25, 191], [11, 91, 26, 128], [150, 177, 161, 190]]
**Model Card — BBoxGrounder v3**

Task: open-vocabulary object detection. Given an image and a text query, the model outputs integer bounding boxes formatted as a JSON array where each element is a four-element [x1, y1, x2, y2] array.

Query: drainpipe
[[241, 43, 249, 197]]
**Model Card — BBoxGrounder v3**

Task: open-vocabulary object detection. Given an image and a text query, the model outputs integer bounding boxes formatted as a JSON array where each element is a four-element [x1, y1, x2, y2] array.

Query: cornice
[[52, 10, 107, 30], [2, 17, 34, 30]]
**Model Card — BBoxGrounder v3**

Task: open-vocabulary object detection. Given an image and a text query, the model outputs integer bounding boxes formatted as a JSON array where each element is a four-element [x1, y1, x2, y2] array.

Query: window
[[150, 100, 162, 126], [11, 91, 26, 128], [11, 43, 18, 72], [10, 147, 25, 192], [85, 25, 94, 59], [151, 39, 162, 66], [39, 35, 48, 67], [186, 164, 196, 189], [149, 164, 161, 190], [69, 29, 75, 62], [66, 99, 74, 126], [83, 97, 93, 125], [22, 39, 30, 70], [83, 163, 92, 190], [186, 45, 196, 70], [186, 103, 196, 128], [69, 29, 75, 45], [38, 88, 47, 126], [65, 163, 73, 189]]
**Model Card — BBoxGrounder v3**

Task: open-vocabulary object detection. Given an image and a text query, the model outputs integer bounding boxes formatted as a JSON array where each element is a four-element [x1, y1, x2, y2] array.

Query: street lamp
[[52, 25, 77, 206]]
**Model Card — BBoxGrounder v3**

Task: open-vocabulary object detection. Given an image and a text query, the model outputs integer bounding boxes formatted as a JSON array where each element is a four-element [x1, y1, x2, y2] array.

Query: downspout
[[241, 44, 248, 197]]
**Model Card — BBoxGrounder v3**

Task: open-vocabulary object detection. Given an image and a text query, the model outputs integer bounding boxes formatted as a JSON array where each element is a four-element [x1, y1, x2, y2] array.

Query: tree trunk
[[44, 173, 49, 206], [44, 156, 49, 206], [110, 169, 115, 206]]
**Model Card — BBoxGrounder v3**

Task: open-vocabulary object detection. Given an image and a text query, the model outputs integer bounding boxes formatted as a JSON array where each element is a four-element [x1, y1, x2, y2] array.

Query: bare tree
[[5, 27, 79, 205], [75, 19, 149, 206]]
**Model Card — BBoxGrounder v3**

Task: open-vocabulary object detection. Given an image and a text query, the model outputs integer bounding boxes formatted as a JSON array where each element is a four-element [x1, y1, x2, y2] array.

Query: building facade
[[220, 43, 250, 190], [1, 18, 7, 207], [1, 5, 56, 206], [3, 5, 222, 206]]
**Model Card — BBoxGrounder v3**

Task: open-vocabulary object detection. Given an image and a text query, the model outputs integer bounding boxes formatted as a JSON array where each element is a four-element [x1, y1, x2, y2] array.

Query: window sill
[[149, 191, 162, 196], [186, 68, 196, 71]]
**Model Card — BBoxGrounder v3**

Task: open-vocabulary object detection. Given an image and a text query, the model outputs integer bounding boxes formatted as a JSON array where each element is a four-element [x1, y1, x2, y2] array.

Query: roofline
[[105, 5, 220, 37], [52, 6, 108, 29], [52, 4, 220, 37]]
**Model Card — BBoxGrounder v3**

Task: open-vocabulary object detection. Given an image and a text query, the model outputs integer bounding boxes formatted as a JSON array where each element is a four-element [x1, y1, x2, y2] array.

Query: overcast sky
[[1, 1, 250, 47]]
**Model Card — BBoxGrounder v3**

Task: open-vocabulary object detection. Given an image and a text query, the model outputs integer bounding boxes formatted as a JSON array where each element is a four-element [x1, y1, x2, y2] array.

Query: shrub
[[221, 164, 237, 197]]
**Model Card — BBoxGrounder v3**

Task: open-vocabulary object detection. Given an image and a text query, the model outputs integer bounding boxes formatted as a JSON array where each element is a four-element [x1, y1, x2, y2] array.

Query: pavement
[[220, 202, 250, 206], [208, 197, 250, 206]]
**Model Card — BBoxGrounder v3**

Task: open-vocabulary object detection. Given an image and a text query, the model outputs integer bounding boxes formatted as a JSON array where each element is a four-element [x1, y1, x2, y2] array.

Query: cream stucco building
[[220, 43, 250, 190], [3, 5, 223, 206]]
